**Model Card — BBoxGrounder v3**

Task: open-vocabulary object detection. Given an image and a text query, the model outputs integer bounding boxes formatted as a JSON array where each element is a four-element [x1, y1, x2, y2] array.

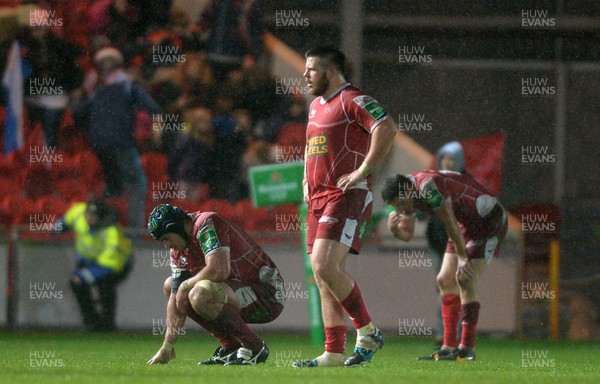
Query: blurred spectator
[[134, 28, 197, 152], [211, 107, 250, 202], [193, 0, 264, 81], [178, 52, 217, 110], [167, 107, 215, 201], [143, 65, 183, 152], [134, 0, 173, 31], [240, 107, 274, 168], [141, 32, 185, 152], [19, 26, 84, 148], [59, 199, 133, 332], [141, 29, 183, 80], [95, 0, 142, 51], [264, 97, 307, 143], [169, 3, 197, 50], [72, 46, 161, 228], [213, 78, 244, 122], [230, 66, 277, 137], [214, 65, 285, 140], [90, 0, 174, 44]]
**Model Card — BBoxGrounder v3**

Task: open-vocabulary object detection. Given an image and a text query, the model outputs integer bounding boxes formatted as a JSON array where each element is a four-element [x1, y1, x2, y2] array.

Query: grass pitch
[[1, 332, 599, 384]]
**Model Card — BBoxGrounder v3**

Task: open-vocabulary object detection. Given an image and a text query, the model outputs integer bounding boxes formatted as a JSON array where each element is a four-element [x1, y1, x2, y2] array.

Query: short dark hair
[[381, 174, 414, 203], [305, 45, 346, 75]]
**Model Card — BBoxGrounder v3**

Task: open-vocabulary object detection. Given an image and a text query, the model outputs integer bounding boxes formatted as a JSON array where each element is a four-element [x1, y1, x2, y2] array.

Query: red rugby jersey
[[305, 83, 390, 199], [410, 170, 502, 237], [169, 212, 281, 283]]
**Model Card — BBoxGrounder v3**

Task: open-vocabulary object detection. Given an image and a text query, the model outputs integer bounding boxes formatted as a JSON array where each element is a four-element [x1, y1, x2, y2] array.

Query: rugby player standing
[[293, 46, 398, 367]]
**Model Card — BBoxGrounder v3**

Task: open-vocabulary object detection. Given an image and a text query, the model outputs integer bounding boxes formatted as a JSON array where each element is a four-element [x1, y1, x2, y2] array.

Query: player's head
[[148, 204, 190, 244], [305, 45, 346, 74], [304, 45, 346, 96], [382, 174, 416, 206]]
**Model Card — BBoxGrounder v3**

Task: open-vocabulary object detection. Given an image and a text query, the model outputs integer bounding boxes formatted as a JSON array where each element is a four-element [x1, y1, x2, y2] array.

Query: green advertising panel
[[248, 162, 304, 207]]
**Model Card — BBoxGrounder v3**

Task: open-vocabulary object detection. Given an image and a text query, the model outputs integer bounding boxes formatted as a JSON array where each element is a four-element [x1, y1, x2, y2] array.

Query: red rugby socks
[[459, 301, 480, 350], [325, 325, 347, 354], [211, 303, 262, 351], [340, 283, 372, 329], [441, 294, 461, 349], [186, 306, 241, 350]]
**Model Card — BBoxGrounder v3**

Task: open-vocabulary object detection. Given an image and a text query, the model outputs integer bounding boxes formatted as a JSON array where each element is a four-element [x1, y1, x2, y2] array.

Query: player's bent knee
[[163, 277, 172, 299], [436, 273, 456, 290]]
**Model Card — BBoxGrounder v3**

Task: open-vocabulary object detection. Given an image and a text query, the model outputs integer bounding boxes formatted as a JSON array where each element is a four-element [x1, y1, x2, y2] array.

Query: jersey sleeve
[[346, 92, 389, 133], [195, 215, 231, 257], [420, 176, 448, 210]]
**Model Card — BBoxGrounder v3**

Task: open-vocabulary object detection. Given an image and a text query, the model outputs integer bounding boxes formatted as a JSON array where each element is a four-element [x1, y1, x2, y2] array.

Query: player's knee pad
[[193, 280, 228, 305]]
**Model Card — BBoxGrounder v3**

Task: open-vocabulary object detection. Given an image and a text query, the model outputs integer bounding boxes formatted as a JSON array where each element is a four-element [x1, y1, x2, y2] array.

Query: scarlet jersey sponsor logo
[[353, 95, 386, 121], [306, 135, 328, 156]]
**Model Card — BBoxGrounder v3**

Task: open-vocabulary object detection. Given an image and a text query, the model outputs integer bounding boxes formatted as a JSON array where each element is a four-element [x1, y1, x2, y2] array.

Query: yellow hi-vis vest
[[63, 203, 132, 273]]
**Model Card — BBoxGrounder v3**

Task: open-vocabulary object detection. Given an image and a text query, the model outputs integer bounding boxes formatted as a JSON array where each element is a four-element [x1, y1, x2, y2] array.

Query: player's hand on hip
[[336, 170, 365, 192], [147, 346, 176, 365], [456, 257, 474, 281]]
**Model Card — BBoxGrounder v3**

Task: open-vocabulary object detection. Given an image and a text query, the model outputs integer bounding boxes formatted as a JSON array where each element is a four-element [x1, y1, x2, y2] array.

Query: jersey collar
[[321, 82, 351, 104]]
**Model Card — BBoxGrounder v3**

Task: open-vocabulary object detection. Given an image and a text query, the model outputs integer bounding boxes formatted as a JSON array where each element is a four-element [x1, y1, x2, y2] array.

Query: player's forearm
[[303, 146, 308, 185], [188, 265, 229, 284], [194, 250, 231, 283], [441, 214, 468, 259], [434, 203, 468, 258], [362, 118, 397, 173], [165, 295, 186, 345]]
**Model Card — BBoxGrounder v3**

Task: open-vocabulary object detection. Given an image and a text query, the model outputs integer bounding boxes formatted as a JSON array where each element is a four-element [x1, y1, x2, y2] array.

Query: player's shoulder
[[194, 211, 234, 235], [343, 86, 389, 122], [435, 169, 477, 186], [341, 83, 368, 97], [412, 169, 439, 184], [193, 212, 228, 255], [342, 84, 364, 95], [192, 211, 221, 228], [342, 85, 372, 104]]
